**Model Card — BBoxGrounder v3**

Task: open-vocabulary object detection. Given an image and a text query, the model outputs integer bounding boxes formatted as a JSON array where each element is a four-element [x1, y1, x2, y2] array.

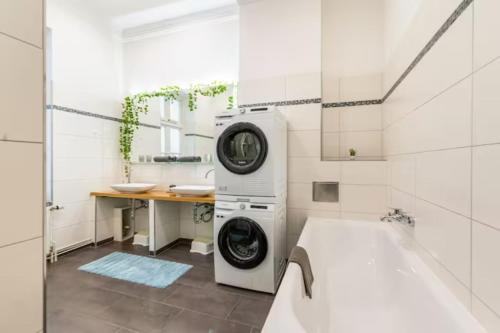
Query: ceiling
[[72, 0, 183, 18], [65, 0, 238, 30]]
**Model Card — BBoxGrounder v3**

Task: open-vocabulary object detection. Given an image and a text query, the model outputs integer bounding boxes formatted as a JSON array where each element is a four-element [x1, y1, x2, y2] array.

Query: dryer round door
[[218, 217, 268, 269], [217, 122, 268, 175]]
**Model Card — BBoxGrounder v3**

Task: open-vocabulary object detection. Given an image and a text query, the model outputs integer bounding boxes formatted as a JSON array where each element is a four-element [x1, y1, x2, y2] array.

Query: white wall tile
[[339, 74, 382, 101], [339, 131, 382, 158], [416, 148, 471, 217], [0, 142, 43, 247], [472, 222, 500, 316], [474, 0, 500, 70], [281, 104, 321, 131], [322, 108, 340, 132], [288, 158, 341, 183], [415, 199, 471, 286], [341, 161, 387, 185], [389, 155, 416, 194], [0, 238, 43, 333], [472, 144, 500, 229], [285, 72, 321, 100], [339, 105, 382, 132], [0, 0, 43, 47], [0, 35, 43, 143], [473, 58, 500, 145], [288, 130, 321, 157], [322, 132, 340, 159], [322, 73, 340, 103], [341, 184, 387, 214], [410, 77, 472, 152], [472, 295, 500, 333], [238, 76, 286, 105]]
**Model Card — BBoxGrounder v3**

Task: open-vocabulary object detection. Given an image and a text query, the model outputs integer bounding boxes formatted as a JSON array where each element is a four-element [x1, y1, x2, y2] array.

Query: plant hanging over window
[[119, 81, 237, 179], [187, 81, 229, 112]]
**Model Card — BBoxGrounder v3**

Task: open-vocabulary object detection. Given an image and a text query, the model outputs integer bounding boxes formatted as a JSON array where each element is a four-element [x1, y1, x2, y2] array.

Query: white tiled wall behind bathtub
[[0, 0, 44, 331], [384, 0, 500, 330], [238, 0, 387, 256]]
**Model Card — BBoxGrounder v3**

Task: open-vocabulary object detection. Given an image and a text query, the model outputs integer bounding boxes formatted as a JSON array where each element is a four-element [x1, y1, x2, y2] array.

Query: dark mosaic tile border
[[381, 0, 473, 102], [238, 98, 322, 108], [51, 105, 161, 129], [322, 0, 473, 109], [322, 99, 383, 108]]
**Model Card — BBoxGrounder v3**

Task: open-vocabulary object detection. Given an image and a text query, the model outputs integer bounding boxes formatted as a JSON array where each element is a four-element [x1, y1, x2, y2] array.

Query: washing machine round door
[[217, 122, 268, 175], [218, 217, 268, 269]]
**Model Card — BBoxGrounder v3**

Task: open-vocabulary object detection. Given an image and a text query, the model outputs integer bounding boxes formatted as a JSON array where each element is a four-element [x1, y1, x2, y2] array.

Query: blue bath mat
[[78, 252, 192, 288]]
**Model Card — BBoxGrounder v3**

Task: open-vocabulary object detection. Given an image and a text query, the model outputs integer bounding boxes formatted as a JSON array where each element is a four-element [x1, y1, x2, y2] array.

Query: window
[[161, 99, 181, 155]]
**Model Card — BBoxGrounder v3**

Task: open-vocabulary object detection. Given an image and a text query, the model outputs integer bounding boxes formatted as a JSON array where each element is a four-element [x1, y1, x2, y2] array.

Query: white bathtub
[[263, 218, 486, 333]]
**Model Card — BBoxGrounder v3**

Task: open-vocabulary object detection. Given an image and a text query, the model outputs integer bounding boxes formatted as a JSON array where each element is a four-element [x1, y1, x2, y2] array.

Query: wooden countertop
[[90, 190, 215, 204]]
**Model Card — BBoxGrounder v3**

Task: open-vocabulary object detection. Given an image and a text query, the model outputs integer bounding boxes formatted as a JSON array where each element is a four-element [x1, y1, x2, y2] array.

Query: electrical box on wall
[[312, 182, 339, 203]]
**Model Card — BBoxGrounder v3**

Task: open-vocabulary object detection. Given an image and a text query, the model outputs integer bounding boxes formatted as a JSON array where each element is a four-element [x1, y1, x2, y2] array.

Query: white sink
[[111, 183, 157, 193], [171, 185, 215, 196]]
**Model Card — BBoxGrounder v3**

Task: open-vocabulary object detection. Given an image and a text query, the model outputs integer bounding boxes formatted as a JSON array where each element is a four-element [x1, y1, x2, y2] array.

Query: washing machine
[[214, 199, 286, 294], [214, 106, 287, 199]]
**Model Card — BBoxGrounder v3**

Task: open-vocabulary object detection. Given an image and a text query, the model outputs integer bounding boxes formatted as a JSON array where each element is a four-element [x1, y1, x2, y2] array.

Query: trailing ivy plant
[[119, 82, 237, 179], [120, 86, 180, 178], [187, 82, 228, 112]]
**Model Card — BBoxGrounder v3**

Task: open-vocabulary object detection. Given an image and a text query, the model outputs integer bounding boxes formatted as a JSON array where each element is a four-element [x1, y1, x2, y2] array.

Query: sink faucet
[[204, 168, 215, 179]]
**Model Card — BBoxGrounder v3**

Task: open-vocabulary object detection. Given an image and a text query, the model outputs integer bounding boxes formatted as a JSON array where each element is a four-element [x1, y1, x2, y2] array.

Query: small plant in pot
[[348, 148, 357, 160]]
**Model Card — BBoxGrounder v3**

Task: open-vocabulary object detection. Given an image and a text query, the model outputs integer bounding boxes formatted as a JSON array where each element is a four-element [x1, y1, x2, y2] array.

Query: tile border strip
[[322, 99, 383, 108], [238, 98, 322, 108], [381, 0, 473, 102], [322, 0, 473, 109], [51, 105, 161, 130]]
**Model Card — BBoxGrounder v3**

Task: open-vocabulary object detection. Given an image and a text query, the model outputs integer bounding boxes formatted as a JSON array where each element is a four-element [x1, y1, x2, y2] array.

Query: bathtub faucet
[[380, 208, 415, 227]]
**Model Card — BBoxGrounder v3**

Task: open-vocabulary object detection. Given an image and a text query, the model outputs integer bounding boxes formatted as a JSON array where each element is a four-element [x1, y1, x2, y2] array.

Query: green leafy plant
[[349, 148, 357, 157], [187, 82, 228, 112], [120, 82, 236, 178], [120, 86, 180, 178]]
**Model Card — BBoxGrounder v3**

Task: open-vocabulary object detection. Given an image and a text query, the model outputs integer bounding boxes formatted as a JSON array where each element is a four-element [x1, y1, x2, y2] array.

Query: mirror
[[131, 85, 236, 164]]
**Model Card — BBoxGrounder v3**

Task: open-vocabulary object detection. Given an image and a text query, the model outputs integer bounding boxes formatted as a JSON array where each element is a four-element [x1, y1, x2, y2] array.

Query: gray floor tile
[[162, 285, 240, 318], [227, 297, 273, 329], [63, 286, 125, 316], [174, 266, 214, 288], [100, 278, 179, 302], [47, 309, 120, 333], [161, 310, 252, 333], [98, 295, 181, 333], [47, 241, 275, 333]]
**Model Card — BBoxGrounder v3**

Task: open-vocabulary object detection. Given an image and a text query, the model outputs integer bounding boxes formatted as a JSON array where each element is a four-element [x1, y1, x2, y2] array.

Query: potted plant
[[348, 148, 357, 160]]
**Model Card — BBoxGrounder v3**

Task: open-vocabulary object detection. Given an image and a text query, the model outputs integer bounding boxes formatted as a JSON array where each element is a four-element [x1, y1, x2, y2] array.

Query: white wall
[[122, 17, 239, 93], [238, 0, 387, 254], [0, 0, 44, 331], [123, 16, 239, 240], [47, 0, 123, 251], [383, 0, 500, 330], [322, 0, 385, 160]]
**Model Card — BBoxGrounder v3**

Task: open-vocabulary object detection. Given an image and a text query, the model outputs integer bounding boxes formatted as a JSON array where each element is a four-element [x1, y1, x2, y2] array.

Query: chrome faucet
[[205, 168, 215, 179], [381, 208, 415, 227]]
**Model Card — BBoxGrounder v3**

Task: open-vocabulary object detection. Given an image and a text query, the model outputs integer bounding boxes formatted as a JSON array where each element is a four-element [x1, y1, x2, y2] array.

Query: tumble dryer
[[214, 199, 287, 293], [214, 106, 287, 199]]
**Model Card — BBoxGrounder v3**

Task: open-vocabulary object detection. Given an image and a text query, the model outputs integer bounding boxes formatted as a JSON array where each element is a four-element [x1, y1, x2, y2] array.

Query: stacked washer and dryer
[[213, 106, 287, 294]]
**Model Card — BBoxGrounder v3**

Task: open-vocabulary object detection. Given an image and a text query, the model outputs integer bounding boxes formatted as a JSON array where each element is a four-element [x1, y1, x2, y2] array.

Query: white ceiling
[[67, 0, 238, 30], [71, 0, 183, 18]]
